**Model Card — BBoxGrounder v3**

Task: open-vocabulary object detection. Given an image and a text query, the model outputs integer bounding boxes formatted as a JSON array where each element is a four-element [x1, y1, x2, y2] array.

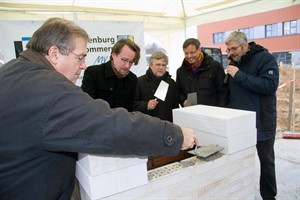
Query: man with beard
[[81, 38, 139, 111], [225, 31, 278, 200]]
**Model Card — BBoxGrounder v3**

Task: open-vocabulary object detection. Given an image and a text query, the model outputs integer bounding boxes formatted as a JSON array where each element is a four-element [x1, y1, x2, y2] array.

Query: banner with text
[[0, 20, 146, 85]]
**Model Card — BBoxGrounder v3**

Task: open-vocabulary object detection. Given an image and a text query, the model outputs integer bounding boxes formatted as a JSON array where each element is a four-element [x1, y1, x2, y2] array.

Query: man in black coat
[[81, 38, 139, 111], [176, 38, 228, 107], [134, 51, 189, 169], [134, 51, 179, 122]]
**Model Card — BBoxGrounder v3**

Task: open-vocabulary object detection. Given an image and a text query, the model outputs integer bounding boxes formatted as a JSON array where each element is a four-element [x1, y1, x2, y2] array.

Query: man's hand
[[180, 127, 200, 150], [147, 98, 158, 110], [183, 100, 187, 107], [226, 65, 239, 78]]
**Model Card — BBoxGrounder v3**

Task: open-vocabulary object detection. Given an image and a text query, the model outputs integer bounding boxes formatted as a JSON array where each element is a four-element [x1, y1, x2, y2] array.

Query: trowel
[[188, 144, 224, 158]]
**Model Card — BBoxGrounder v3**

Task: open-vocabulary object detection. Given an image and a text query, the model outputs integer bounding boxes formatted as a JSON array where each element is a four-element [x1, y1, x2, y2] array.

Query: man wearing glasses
[[0, 18, 199, 199], [225, 31, 279, 200], [81, 38, 139, 111]]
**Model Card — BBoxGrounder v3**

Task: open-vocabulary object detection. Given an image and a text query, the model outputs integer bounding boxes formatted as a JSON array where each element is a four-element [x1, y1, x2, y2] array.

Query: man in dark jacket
[[225, 31, 279, 200], [133, 51, 179, 122], [176, 38, 228, 107], [134, 51, 184, 169], [0, 18, 199, 200], [81, 38, 139, 111]]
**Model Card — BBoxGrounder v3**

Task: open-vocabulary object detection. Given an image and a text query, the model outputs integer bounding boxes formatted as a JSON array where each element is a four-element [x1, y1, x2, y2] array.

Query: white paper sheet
[[154, 80, 169, 101]]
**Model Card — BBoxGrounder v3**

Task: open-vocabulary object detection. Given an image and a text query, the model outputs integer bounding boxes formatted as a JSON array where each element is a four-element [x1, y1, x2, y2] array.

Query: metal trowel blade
[[188, 144, 224, 158]]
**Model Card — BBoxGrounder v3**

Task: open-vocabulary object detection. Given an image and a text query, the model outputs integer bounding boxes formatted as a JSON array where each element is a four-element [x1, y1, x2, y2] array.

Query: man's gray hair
[[149, 51, 168, 65], [225, 31, 248, 45], [26, 18, 89, 55]]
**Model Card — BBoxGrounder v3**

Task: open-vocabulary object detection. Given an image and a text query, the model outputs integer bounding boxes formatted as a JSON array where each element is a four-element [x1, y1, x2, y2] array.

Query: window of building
[[212, 19, 299, 45], [290, 20, 297, 34], [272, 52, 292, 65], [239, 28, 254, 40], [277, 22, 283, 36], [284, 21, 291, 35], [284, 20, 297, 35], [213, 32, 225, 44], [266, 23, 278, 37]]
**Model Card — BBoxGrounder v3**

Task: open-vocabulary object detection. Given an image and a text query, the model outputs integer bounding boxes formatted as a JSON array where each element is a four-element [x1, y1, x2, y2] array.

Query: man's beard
[[116, 68, 129, 78], [112, 62, 129, 79]]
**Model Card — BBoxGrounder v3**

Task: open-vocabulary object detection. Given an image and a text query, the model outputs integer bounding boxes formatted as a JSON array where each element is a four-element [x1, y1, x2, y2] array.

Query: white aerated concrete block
[[80, 147, 256, 200], [77, 154, 147, 175], [173, 105, 256, 136], [76, 161, 148, 200], [173, 105, 256, 154], [193, 128, 257, 154], [78, 105, 257, 200]]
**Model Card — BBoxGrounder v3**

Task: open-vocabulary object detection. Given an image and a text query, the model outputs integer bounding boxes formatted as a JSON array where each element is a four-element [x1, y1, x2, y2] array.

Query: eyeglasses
[[226, 44, 243, 53], [60, 46, 86, 63], [69, 51, 87, 63], [119, 56, 134, 66]]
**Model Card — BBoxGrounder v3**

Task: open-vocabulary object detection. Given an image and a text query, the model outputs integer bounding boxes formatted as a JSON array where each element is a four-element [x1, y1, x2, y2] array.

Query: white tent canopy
[[1, 0, 298, 76], [2, 0, 245, 18], [1, 0, 297, 28]]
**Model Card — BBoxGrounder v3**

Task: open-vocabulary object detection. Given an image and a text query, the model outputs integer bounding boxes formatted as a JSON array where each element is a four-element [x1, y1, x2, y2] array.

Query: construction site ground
[[255, 132, 300, 200], [255, 66, 300, 200]]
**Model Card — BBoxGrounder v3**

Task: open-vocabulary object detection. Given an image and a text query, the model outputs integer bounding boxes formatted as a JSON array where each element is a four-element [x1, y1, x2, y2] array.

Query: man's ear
[[47, 46, 60, 65], [111, 52, 117, 60]]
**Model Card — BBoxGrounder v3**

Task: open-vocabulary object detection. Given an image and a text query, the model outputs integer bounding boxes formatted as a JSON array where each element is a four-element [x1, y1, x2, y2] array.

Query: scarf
[[146, 68, 169, 84]]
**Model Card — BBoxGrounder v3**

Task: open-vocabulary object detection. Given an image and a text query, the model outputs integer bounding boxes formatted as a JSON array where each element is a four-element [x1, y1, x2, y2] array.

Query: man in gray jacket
[[0, 18, 199, 200]]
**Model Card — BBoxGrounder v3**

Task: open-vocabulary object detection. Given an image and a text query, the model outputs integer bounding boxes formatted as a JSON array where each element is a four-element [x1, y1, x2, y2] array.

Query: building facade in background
[[198, 5, 300, 68]]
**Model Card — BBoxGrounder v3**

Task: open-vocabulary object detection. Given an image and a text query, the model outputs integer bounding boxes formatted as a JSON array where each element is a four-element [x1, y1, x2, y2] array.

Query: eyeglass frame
[[226, 44, 243, 53], [119, 55, 135, 66], [59, 46, 87, 63], [68, 51, 87, 63]]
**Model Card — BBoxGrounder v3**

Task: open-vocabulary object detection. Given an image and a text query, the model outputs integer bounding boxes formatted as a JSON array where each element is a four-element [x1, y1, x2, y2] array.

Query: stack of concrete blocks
[[76, 154, 148, 199], [171, 105, 257, 199], [77, 105, 257, 199], [173, 105, 257, 154]]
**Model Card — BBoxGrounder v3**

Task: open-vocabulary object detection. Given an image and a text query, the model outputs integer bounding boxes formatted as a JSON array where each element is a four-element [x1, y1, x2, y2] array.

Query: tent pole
[[181, 0, 187, 39]]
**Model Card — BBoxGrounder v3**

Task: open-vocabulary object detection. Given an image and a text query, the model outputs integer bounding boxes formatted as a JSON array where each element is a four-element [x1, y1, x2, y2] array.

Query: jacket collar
[[19, 49, 55, 70]]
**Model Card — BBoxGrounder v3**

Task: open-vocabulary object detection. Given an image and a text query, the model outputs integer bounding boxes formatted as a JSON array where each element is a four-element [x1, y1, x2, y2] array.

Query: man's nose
[[80, 62, 87, 70], [124, 62, 132, 69]]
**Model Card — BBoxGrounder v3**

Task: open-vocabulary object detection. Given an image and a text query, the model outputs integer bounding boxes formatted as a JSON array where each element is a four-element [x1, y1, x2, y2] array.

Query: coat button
[[166, 135, 173, 143]]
